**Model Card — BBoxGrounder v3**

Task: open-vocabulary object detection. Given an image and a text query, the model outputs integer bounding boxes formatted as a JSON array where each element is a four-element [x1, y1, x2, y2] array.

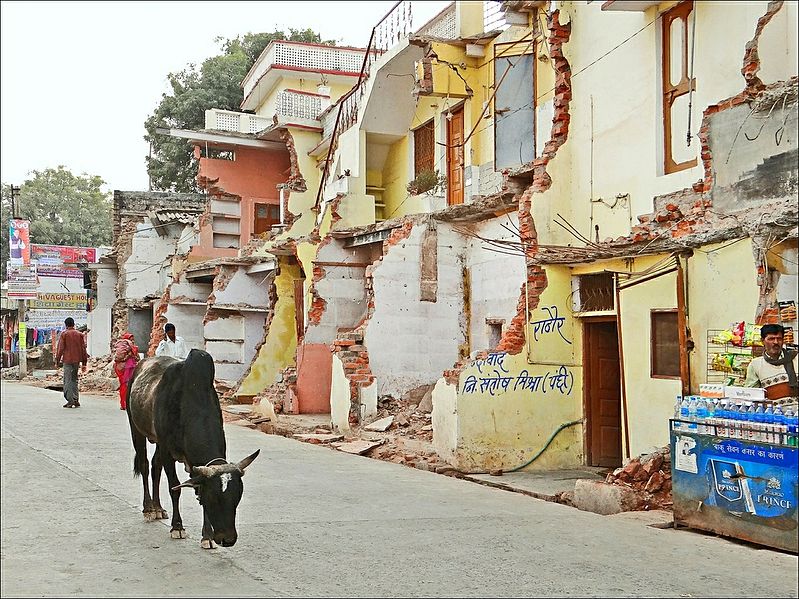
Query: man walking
[[55, 317, 88, 408], [155, 323, 189, 359]]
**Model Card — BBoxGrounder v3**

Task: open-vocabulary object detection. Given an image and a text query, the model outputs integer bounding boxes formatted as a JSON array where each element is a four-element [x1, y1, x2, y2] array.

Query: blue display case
[[670, 419, 798, 553]]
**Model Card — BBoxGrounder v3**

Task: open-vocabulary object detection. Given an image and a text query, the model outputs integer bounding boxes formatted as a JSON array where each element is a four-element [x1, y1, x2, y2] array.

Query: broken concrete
[[335, 439, 385, 455], [573, 480, 644, 516], [364, 415, 394, 432]]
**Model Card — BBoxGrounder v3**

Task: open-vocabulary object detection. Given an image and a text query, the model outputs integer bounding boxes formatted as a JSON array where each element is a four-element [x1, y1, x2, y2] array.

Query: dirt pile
[[603, 446, 673, 510]]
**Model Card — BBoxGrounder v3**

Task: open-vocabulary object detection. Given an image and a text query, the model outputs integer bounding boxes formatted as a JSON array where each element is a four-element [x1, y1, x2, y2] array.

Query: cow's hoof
[[200, 539, 217, 550], [170, 528, 187, 539], [143, 509, 167, 521], [156, 509, 168, 520]]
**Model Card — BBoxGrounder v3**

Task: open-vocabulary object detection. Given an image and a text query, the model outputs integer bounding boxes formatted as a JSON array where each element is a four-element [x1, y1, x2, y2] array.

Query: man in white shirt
[[745, 323, 798, 401], [155, 323, 189, 360]]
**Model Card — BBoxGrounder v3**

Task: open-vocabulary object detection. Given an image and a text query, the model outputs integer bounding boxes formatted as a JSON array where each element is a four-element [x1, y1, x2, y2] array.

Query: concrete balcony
[[205, 109, 273, 134], [275, 89, 330, 122], [242, 41, 368, 111]]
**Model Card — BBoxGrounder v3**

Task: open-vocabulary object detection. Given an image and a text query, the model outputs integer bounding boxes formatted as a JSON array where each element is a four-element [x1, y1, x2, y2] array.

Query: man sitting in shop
[[745, 323, 798, 401], [154, 322, 189, 360]]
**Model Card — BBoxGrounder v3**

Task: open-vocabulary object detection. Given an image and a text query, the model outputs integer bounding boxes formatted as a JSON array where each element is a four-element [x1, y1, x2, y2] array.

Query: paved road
[[2, 381, 797, 598]]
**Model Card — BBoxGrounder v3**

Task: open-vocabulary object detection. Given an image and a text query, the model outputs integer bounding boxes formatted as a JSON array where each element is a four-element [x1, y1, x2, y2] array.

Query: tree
[[1, 167, 112, 280], [145, 28, 335, 192]]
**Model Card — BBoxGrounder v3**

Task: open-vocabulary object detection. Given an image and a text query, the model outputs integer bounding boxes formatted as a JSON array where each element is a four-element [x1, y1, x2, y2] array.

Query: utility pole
[[10, 185, 27, 379]]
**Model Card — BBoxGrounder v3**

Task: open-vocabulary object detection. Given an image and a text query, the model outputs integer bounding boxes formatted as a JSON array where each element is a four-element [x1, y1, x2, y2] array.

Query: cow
[[126, 348, 259, 549]]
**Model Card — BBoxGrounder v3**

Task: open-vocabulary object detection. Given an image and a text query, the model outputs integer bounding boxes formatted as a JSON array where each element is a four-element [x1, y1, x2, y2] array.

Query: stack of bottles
[[673, 395, 798, 446]]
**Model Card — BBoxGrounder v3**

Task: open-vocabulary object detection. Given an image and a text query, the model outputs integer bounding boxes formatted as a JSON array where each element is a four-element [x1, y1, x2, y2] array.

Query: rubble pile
[[603, 446, 673, 510], [25, 355, 117, 394]]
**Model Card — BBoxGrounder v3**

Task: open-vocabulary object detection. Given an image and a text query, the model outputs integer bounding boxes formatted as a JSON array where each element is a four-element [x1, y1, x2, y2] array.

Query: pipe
[[505, 418, 584, 473]]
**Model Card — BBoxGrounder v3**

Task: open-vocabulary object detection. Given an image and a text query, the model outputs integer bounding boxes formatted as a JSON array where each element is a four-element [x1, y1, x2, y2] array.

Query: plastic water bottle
[[687, 396, 699, 432], [763, 405, 775, 444], [673, 396, 683, 431], [729, 403, 741, 439], [679, 396, 691, 432], [753, 403, 766, 442], [707, 399, 718, 436], [696, 397, 709, 434], [773, 405, 786, 445], [785, 409, 798, 447], [716, 401, 729, 437]]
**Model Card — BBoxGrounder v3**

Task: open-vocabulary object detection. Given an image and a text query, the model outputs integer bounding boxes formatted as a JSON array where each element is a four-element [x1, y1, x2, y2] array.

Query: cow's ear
[[171, 476, 202, 491], [236, 449, 261, 474]]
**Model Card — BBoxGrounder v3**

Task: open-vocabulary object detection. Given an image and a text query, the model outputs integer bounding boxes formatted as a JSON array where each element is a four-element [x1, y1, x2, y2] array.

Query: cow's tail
[[127, 371, 146, 479]]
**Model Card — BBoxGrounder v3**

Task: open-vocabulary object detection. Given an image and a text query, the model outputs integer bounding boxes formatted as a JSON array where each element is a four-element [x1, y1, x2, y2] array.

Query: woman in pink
[[113, 332, 140, 410]]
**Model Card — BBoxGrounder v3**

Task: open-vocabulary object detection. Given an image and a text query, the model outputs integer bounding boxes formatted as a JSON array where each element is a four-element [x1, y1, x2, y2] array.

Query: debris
[[416, 386, 434, 413], [336, 439, 384, 455], [251, 417, 272, 424], [223, 405, 253, 415], [364, 415, 394, 432], [293, 433, 344, 444]]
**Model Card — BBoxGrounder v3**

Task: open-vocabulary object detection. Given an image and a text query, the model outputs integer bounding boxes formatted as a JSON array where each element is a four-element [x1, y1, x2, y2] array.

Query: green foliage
[[1, 168, 112, 280], [145, 28, 335, 192], [407, 169, 447, 196]]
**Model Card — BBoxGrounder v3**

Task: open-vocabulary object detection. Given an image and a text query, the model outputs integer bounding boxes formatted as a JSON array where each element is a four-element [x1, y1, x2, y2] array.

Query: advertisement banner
[[36, 265, 85, 279], [9, 219, 31, 265], [31, 244, 97, 265], [18, 322, 26, 350], [31, 293, 87, 310], [6, 262, 39, 299], [671, 425, 798, 552], [25, 309, 87, 328]]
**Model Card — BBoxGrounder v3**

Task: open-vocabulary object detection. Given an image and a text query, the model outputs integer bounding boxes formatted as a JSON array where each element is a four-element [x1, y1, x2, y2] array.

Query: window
[[572, 272, 615, 313], [651, 310, 680, 378], [413, 119, 435, 177], [200, 147, 235, 161], [494, 45, 535, 170], [662, 1, 697, 174], [254, 203, 280, 235]]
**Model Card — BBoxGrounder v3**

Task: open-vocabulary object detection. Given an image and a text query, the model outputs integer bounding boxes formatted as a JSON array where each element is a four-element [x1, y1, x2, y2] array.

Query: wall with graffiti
[[434, 266, 584, 472]]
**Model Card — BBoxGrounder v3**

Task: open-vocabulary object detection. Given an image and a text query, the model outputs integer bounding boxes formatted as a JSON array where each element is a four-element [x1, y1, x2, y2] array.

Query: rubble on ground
[[601, 445, 673, 510], [22, 355, 118, 394]]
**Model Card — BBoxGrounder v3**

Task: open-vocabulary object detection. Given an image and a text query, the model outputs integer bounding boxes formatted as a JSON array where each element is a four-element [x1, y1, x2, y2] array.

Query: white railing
[[275, 89, 326, 121], [205, 109, 272, 134], [243, 42, 368, 101], [416, 2, 457, 38], [483, 0, 508, 32]]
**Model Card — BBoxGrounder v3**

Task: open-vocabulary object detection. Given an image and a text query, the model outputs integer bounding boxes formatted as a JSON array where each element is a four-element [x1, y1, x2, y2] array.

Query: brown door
[[585, 319, 622, 467], [254, 203, 280, 235], [446, 106, 464, 206]]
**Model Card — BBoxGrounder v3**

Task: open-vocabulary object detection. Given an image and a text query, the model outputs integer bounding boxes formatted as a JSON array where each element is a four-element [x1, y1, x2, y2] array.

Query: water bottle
[[673, 395, 683, 431], [763, 405, 775, 444], [687, 396, 699, 432], [696, 397, 709, 434], [707, 398, 718, 436], [774, 405, 786, 445], [716, 401, 729, 437], [785, 409, 798, 447], [753, 403, 766, 442], [729, 403, 741, 439], [679, 396, 691, 432]]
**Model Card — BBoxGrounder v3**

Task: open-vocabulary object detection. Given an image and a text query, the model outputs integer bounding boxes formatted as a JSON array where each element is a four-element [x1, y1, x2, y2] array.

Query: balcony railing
[[205, 109, 272, 134], [416, 3, 457, 38], [275, 89, 327, 121], [243, 42, 368, 101]]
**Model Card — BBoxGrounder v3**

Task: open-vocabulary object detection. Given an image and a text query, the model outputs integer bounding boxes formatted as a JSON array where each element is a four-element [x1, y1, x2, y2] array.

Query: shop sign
[[6, 262, 39, 299], [25, 309, 87, 328], [31, 293, 87, 310], [9, 219, 31, 266], [36, 265, 85, 279], [18, 322, 26, 350], [31, 244, 96, 265]]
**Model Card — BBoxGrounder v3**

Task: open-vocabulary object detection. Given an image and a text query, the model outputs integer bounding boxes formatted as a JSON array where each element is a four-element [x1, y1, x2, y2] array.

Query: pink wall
[[190, 145, 291, 260]]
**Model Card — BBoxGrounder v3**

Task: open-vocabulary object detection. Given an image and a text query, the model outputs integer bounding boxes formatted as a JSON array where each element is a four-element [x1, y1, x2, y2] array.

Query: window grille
[[414, 119, 435, 176]]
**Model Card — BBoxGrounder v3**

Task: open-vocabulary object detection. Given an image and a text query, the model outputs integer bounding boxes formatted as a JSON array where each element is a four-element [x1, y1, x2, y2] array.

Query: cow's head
[[172, 449, 260, 546]]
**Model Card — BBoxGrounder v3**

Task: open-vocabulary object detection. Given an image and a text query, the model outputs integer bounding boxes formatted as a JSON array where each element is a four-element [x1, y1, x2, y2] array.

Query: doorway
[[446, 105, 464, 206], [127, 308, 153, 358], [254, 203, 280, 235], [583, 317, 622, 467]]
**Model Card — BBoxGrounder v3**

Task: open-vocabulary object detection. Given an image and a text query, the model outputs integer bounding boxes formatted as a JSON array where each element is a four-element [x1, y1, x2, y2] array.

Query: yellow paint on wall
[[237, 259, 300, 396]]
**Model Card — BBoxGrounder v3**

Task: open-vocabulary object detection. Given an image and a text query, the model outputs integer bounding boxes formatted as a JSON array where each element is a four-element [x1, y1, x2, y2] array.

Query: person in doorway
[[155, 323, 189, 360], [113, 332, 139, 411], [745, 323, 798, 401], [55, 317, 88, 408]]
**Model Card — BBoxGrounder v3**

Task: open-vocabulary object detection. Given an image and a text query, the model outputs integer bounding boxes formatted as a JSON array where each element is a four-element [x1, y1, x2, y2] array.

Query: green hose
[[505, 418, 584, 473]]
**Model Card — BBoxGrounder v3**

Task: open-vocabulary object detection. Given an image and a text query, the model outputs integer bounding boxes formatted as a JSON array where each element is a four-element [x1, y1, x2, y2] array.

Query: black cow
[[126, 349, 259, 549]]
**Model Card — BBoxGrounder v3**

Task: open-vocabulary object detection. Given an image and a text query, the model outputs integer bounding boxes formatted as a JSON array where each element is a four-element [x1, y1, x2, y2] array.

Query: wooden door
[[446, 106, 464, 206], [585, 319, 622, 467], [254, 203, 280, 235], [293, 279, 305, 342]]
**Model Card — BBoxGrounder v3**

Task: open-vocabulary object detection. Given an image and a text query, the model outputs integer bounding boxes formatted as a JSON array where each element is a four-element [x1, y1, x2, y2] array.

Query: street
[[1, 381, 797, 598]]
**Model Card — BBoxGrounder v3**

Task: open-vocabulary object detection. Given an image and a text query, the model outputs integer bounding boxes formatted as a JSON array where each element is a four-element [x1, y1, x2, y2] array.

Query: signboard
[[31, 244, 96, 265], [25, 309, 87, 328], [31, 293, 87, 310], [671, 423, 798, 552], [18, 322, 26, 350], [6, 262, 39, 299], [9, 219, 31, 265], [36, 265, 85, 279]]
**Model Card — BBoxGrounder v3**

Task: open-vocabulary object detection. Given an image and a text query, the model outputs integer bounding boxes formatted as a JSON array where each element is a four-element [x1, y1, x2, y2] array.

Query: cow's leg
[[149, 446, 168, 520], [130, 428, 156, 519], [162, 458, 187, 539], [200, 507, 217, 550]]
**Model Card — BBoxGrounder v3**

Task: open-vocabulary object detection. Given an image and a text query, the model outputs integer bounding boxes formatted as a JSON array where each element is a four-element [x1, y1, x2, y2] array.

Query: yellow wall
[[238, 259, 300, 395], [447, 266, 583, 472], [382, 136, 417, 218]]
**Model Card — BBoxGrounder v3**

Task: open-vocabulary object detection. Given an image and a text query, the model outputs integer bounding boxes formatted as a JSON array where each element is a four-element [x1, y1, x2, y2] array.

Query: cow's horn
[[236, 449, 261, 474], [193, 466, 217, 478], [171, 476, 201, 491]]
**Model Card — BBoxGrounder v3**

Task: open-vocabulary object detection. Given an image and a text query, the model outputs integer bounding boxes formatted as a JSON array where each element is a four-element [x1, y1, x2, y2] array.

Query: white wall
[[365, 223, 465, 397], [124, 220, 178, 300], [87, 267, 117, 356]]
